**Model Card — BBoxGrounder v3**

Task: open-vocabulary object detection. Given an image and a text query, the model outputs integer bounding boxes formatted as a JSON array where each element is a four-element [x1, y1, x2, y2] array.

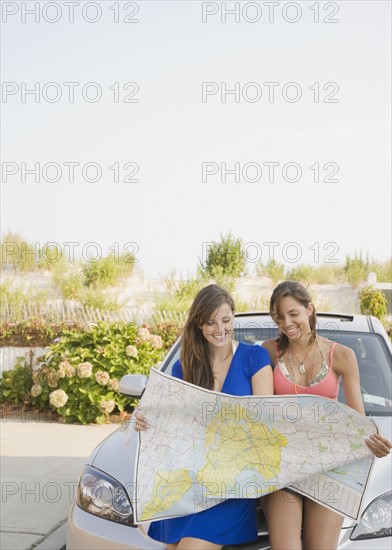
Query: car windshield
[[161, 329, 392, 417]]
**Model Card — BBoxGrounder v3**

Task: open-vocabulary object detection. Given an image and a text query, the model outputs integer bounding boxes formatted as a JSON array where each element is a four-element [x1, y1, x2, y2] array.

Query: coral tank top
[[273, 342, 340, 399]]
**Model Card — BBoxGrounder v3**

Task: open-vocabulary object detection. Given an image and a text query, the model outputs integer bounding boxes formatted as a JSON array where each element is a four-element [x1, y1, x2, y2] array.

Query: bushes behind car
[[0, 321, 181, 424]]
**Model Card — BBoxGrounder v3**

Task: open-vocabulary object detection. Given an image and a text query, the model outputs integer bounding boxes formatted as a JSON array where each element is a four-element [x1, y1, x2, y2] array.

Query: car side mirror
[[118, 374, 148, 398]]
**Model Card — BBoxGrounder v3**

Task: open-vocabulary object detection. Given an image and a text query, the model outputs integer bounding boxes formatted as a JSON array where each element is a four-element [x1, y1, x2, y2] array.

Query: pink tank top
[[273, 342, 339, 399]]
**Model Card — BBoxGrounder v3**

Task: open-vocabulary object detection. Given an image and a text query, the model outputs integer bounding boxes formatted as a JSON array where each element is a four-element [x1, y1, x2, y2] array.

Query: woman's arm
[[251, 364, 274, 395], [251, 344, 274, 395], [333, 344, 364, 413], [333, 344, 391, 458], [261, 339, 277, 367]]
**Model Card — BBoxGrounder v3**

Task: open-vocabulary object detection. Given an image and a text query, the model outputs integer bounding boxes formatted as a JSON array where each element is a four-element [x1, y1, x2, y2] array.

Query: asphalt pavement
[[1, 415, 120, 550]]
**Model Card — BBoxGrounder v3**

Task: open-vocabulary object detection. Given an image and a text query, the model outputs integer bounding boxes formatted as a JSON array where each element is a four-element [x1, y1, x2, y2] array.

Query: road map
[[134, 368, 378, 523]]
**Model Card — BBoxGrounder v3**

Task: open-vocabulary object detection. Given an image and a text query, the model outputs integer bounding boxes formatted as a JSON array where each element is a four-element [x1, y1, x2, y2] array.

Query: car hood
[[89, 416, 392, 527], [88, 421, 137, 485]]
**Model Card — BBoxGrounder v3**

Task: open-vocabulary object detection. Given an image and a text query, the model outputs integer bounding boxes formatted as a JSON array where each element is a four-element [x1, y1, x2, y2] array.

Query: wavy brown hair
[[180, 284, 235, 390], [270, 280, 317, 354]]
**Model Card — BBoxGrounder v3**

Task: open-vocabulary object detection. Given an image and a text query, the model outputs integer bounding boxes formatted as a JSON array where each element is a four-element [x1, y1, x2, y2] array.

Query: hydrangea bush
[[30, 321, 165, 424]]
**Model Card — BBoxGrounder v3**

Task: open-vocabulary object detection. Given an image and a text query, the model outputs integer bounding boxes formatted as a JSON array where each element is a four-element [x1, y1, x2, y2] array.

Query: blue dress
[[148, 342, 271, 545]]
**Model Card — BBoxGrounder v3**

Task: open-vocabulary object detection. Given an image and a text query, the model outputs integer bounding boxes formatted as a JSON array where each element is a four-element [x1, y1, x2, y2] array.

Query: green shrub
[[53, 267, 126, 312], [309, 265, 344, 285], [0, 280, 50, 309], [344, 251, 369, 287], [358, 286, 387, 320], [29, 321, 165, 424], [37, 242, 69, 272], [201, 233, 246, 278], [115, 252, 137, 279], [157, 269, 235, 316], [257, 260, 285, 283], [82, 252, 135, 289], [0, 232, 67, 272], [0, 319, 77, 347], [0, 357, 33, 405], [369, 259, 392, 282], [175, 273, 207, 304], [79, 288, 125, 312], [286, 265, 316, 284], [54, 271, 84, 300], [1, 232, 38, 271], [206, 266, 235, 292], [285, 264, 344, 285], [156, 271, 207, 315]]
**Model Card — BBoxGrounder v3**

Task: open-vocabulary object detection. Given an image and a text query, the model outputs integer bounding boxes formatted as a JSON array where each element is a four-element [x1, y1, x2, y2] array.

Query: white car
[[66, 313, 392, 549]]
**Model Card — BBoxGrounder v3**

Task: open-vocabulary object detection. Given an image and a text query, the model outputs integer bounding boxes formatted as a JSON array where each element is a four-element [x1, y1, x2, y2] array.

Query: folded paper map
[[134, 368, 377, 523]]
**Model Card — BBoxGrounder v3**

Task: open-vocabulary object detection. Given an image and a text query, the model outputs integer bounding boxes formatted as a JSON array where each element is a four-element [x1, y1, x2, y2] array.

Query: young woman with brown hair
[[261, 280, 391, 550], [134, 283, 273, 550]]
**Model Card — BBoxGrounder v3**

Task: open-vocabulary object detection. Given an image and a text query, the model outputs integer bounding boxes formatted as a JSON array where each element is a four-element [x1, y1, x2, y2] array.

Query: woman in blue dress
[[135, 284, 273, 550]]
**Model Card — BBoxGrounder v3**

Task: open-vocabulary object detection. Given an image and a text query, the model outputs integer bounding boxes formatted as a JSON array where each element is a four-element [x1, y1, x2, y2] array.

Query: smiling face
[[272, 295, 314, 342], [200, 302, 234, 348]]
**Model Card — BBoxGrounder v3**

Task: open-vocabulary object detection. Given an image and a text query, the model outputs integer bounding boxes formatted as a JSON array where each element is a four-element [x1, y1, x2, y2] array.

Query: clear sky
[[1, 0, 391, 278]]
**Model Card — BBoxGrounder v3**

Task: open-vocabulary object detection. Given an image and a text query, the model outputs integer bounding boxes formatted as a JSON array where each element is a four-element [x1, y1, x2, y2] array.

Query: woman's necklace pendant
[[299, 362, 306, 375]]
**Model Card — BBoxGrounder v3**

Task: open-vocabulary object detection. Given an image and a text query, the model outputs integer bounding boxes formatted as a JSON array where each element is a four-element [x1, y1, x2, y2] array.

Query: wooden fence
[[0, 300, 187, 326]]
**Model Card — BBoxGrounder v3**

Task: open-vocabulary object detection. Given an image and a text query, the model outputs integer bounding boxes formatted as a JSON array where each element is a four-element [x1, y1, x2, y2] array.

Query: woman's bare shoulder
[[320, 339, 357, 375], [318, 338, 354, 357], [261, 339, 276, 354]]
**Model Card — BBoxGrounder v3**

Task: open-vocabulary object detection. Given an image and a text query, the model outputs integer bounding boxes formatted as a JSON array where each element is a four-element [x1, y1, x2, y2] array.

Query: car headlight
[[351, 491, 392, 540], [76, 465, 135, 527]]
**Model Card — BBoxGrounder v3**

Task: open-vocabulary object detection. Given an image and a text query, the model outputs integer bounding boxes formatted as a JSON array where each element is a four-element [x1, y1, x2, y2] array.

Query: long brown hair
[[181, 284, 235, 389], [270, 281, 317, 354]]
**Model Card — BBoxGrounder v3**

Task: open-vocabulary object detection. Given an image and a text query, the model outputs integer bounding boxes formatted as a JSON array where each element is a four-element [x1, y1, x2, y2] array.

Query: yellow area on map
[[196, 404, 288, 494], [140, 469, 193, 520]]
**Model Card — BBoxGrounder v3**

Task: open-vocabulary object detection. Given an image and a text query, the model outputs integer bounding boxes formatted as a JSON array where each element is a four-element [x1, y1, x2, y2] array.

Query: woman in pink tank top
[[262, 281, 391, 550]]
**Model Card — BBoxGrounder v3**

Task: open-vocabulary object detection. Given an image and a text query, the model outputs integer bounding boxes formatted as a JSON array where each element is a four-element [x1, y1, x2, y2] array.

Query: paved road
[[1, 417, 119, 550]]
